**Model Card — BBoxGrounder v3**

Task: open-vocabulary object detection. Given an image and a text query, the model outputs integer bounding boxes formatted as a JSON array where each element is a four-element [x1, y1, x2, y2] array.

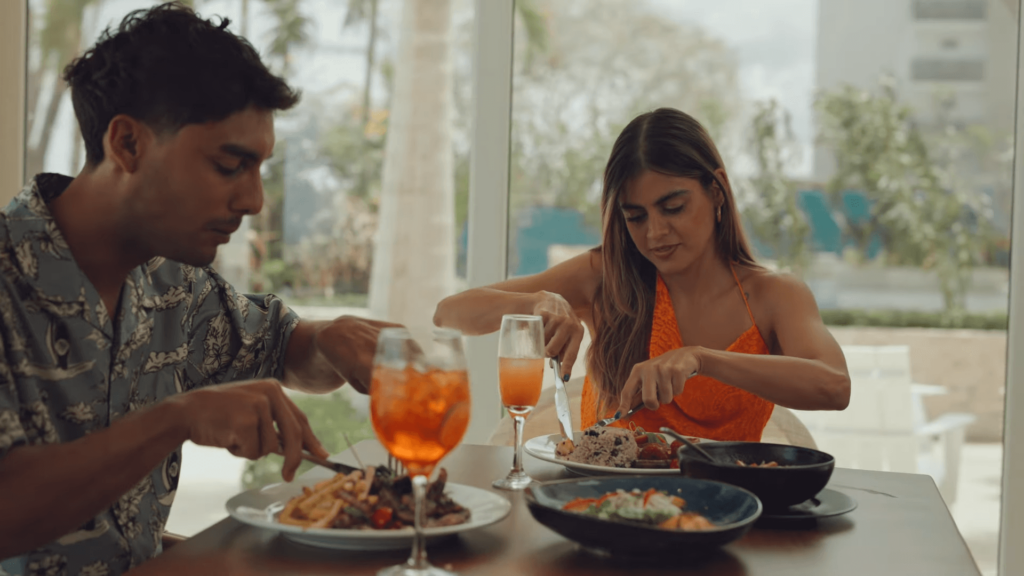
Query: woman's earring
[[716, 207, 722, 222]]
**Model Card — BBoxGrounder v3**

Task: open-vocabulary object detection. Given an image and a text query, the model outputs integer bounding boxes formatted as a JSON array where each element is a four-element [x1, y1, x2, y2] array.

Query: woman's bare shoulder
[[737, 265, 819, 320], [563, 248, 603, 305], [738, 265, 805, 288]]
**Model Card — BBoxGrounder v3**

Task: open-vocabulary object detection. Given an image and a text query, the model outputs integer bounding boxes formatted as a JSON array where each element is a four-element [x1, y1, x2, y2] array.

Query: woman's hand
[[532, 291, 586, 381], [617, 347, 704, 415]]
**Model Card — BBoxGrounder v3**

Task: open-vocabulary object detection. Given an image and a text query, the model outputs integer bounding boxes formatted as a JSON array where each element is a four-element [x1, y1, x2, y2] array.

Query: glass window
[[913, 0, 988, 20], [911, 57, 986, 81], [26, 0, 473, 535], [509, 2, 1014, 574]]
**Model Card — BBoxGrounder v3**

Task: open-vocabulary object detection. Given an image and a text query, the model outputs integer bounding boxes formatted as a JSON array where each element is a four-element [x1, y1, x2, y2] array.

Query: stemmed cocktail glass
[[492, 314, 545, 490], [370, 327, 471, 576]]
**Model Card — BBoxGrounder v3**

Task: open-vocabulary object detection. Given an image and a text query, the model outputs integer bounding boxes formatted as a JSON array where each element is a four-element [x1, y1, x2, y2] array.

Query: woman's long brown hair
[[587, 108, 760, 416]]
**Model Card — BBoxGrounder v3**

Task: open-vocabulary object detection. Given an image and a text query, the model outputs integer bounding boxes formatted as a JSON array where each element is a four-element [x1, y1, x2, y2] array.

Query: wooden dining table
[[155, 440, 981, 575]]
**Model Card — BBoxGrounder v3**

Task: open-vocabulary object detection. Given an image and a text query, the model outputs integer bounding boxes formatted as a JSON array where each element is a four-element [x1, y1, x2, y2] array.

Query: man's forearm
[[282, 320, 347, 394], [0, 401, 188, 560]]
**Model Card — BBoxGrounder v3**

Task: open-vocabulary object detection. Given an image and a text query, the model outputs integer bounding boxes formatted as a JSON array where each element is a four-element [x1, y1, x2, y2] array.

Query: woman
[[434, 108, 850, 441]]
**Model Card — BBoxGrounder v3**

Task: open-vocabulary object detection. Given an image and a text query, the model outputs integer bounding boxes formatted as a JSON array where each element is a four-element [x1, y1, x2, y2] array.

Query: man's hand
[[313, 316, 403, 394], [165, 379, 328, 482]]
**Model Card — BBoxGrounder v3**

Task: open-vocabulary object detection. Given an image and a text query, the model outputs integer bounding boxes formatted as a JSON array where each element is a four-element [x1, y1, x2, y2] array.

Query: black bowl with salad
[[524, 476, 761, 558]]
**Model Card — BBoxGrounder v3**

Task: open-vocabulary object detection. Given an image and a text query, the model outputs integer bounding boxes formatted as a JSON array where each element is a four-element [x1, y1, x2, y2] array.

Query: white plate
[[524, 432, 718, 476], [226, 480, 512, 550]]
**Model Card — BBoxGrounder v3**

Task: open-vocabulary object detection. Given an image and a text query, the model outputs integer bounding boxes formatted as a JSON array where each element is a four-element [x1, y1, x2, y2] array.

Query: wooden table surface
[[157, 441, 981, 576]]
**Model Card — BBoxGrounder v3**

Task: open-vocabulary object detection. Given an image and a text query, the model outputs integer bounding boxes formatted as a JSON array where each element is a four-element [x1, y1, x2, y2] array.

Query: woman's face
[[619, 170, 718, 275]]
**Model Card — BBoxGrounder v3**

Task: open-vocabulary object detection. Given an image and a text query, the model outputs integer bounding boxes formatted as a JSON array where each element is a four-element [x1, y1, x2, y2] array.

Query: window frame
[[464, 0, 514, 442], [3, 3, 1024, 571], [999, 2, 1024, 572], [0, 0, 26, 202]]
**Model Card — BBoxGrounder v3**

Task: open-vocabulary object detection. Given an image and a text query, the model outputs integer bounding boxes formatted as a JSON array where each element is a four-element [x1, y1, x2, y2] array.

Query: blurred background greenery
[[241, 391, 374, 490]]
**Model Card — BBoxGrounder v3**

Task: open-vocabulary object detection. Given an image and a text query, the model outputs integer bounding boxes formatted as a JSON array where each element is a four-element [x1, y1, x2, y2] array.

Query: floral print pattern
[[0, 175, 299, 576]]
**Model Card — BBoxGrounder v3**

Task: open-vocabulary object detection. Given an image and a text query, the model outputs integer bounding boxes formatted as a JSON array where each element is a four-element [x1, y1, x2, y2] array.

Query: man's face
[[126, 106, 274, 267]]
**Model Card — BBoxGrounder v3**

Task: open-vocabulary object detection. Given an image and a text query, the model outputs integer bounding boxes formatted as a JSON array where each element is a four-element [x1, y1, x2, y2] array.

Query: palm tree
[[262, 0, 310, 77], [244, 0, 310, 291], [25, 0, 104, 178], [342, 0, 380, 200], [367, 0, 457, 341], [368, 0, 550, 339]]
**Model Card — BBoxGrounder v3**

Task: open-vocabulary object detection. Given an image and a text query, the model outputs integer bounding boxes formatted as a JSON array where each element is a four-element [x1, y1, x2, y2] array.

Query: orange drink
[[499, 357, 544, 412], [371, 366, 470, 477], [370, 327, 468, 576], [493, 314, 545, 491]]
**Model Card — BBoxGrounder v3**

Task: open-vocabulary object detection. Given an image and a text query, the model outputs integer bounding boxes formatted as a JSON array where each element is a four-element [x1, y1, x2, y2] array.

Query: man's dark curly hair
[[62, 1, 300, 167]]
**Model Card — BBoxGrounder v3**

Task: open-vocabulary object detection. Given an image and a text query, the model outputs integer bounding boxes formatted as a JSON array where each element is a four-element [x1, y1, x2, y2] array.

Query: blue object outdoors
[[458, 193, 884, 280], [839, 190, 882, 259], [796, 189, 881, 258], [510, 206, 601, 276], [797, 190, 843, 254]]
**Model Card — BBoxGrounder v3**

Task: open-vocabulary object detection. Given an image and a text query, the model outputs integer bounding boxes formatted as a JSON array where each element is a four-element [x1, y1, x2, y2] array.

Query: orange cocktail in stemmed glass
[[493, 314, 545, 490], [371, 327, 471, 576]]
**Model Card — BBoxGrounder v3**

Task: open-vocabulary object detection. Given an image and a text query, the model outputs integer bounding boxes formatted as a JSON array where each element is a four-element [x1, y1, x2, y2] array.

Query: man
[[0, 3, 396, 574]]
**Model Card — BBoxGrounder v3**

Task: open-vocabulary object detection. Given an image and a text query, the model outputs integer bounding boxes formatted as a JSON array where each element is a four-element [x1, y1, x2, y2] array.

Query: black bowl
[[524, 475, 761, 559], [677, 442, 835, 510]]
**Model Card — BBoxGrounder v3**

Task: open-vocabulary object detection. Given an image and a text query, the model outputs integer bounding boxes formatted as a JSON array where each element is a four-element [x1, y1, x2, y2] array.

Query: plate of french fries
[[226, 465, 512, 550]]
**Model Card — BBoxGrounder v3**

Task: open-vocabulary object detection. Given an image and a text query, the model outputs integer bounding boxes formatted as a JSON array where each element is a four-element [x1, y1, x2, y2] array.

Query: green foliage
[[505, 0, 741, 231], [259, 258, 295, 291], [241, 391, 375, 490], [821, 309, 1007, 331], [514, 0, 550, 72], [38, 0, 96, 70], [342, 0, 375, 27], [741, 100, 811, 273], [319, 111, 387, 203], [262, 0, 311, 77], [815, 77, 995, 313]]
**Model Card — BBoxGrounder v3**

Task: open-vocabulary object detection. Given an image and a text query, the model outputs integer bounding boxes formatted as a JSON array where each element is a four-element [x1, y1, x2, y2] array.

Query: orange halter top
[[580, 266, 774, 441]]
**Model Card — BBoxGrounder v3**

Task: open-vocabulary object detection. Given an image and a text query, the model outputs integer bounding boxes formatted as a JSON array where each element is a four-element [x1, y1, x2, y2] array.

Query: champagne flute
[[492, 314, 545, 490], [371, 327, 471, 576]]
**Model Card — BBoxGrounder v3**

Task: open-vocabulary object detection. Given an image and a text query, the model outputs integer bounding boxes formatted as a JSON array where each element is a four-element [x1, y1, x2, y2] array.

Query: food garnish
[[561, 488, 715, 531]]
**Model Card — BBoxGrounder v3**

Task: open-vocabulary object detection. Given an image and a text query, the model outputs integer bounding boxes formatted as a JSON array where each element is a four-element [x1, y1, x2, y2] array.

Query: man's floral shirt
[[0, 174, 299, 576]]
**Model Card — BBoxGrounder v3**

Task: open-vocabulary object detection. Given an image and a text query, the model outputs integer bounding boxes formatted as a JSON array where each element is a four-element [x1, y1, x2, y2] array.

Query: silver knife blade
[[551, 358, 574, 441], [300, 451, 358, 475]]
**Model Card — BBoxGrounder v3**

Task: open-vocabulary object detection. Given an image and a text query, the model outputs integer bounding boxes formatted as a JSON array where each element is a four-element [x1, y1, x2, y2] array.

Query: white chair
[[488, 377, 817, 450], [792, 345, 975, 506]]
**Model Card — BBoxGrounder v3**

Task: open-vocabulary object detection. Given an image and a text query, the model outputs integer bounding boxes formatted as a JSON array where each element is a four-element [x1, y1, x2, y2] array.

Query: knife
[[550, 358, 574, 441], [300, 451, 358, 475]]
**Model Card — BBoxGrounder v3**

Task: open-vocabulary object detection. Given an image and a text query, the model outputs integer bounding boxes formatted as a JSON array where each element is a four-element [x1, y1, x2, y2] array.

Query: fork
[[387, 453, 407, 477], [593, 404, 645, 428], [595, 370, 698, 427]]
